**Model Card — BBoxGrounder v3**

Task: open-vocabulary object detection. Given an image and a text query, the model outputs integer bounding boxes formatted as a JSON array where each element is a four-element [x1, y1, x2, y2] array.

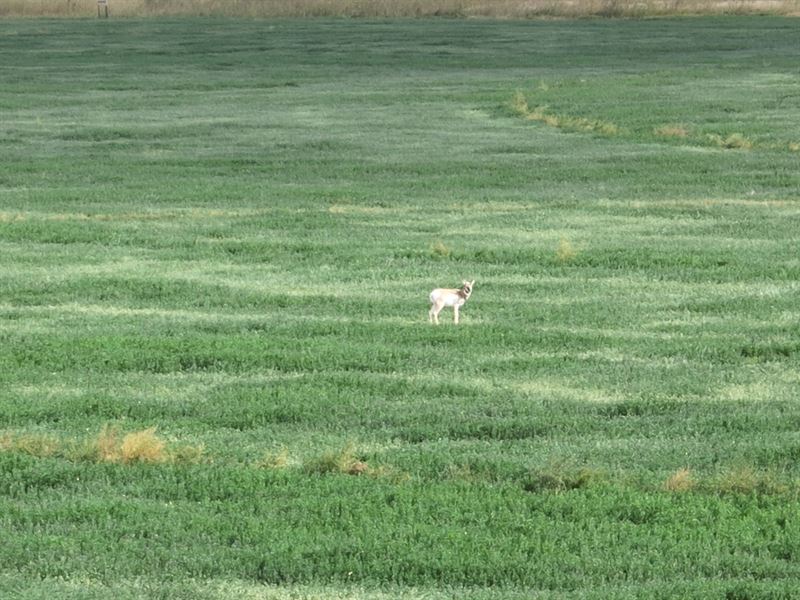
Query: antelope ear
[[470, 280, 475, 286]]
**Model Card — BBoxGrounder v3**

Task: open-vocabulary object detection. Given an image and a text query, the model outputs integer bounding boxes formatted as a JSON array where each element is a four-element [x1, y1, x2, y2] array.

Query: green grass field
[[1, 16, 799, 599]]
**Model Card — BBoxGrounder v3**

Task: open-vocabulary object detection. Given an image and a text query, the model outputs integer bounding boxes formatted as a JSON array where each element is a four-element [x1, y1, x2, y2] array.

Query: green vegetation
[[1, 16, 799, 598]]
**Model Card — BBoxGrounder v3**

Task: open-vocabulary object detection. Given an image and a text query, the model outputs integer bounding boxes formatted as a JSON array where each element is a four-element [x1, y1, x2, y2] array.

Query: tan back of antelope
[[429, 280, 474, 324]]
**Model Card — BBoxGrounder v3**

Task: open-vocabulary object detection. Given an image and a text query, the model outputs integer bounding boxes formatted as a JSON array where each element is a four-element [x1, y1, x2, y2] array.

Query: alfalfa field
[[1, 15, 799, 599]]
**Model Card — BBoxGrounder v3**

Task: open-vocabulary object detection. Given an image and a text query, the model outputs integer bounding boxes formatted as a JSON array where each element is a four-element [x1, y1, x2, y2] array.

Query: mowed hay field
[[1, 15, 800, 599]]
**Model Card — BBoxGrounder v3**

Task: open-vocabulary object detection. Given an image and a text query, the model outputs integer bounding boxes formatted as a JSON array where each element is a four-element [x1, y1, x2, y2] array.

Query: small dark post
[[97, 0, 109, 18]]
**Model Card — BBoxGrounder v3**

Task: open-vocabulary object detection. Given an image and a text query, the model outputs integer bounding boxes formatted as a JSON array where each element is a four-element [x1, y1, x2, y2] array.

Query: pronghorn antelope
[[429, 280, 474, 325]]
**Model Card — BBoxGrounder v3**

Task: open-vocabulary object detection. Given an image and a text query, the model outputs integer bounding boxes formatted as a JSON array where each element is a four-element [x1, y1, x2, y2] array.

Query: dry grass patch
[[429, 240, 452, 259], [257, 447, 291, 470], [3, 0, 798, 17], [304, 442, 370, 475], [555, 237, 578, 264], [510, 91, 531, 118], [708, 132, 754, 150], [0, 426, 205, 465], [511, 93, 619, 137], [522, 461, 606, 493], [0, 432, 60, 458], [655, 124, 690, 139], [713, 466, 790, 495], [94, 423, 121, 462], [530, 107, 620, 136], [91, 424, 168, 463], [664, 467, 695, 492], [301, 442, 406, 479], [119, 427, 167, 464]]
